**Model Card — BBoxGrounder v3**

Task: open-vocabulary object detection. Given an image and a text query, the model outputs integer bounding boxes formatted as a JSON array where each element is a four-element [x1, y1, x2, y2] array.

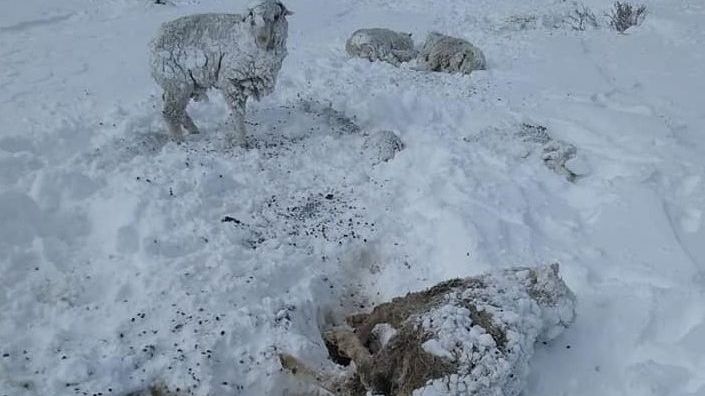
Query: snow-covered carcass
[[280, 264, 575, 395]]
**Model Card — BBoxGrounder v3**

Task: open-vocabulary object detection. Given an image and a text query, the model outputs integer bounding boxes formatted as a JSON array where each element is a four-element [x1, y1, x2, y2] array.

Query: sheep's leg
[[279, 354, 353, 395], [181, 112, 200, 135], [222, 88, 248, 147], [323, 329, 376, 392], [162, 92, 184, 139], [323, 329, 372, 366], [346, 310, 387, 345], [162, 91, 191, 139]]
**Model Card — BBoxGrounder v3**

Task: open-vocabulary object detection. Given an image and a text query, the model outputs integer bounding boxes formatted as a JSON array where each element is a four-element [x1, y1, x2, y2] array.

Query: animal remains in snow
[[516, 123, 586, 182], [280, 264, 575, 395], [417, 32, 486, 75], [345, 28, 417, 66], [149, 0, 292, 145]]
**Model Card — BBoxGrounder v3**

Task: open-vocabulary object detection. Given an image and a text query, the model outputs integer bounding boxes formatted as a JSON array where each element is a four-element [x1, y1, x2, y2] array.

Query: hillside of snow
[[1, 0, 704, 395]]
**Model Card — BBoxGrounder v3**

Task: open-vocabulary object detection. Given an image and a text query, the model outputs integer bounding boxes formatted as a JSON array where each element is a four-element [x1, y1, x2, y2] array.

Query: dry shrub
[[607, 2, 647, 33], [567, 4, 599, 31]]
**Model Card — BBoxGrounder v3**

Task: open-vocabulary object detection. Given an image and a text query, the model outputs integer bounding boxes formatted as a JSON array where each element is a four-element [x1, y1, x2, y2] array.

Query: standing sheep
[[417, 32, 486, 75], [149, 0, 292, 146], [345, 28, 417, 66]]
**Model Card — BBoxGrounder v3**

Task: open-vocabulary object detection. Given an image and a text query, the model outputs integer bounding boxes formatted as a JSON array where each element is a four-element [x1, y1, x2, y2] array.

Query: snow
[[1, 0, 704, 395]]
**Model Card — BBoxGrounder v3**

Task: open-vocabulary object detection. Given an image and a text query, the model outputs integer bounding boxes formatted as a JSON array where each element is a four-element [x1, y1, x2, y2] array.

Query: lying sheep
[[417, 32, 486, 75], [346, 28, 417, 66], [149, 0, 292, 146], [281, 264, 575, 396]]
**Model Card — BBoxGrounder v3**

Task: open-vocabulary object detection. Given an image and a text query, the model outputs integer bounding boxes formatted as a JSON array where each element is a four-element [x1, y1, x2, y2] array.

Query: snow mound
[[362, 130, 405, 165]]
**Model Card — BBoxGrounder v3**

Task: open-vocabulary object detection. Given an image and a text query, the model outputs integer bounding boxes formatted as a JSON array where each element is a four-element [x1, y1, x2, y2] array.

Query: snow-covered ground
[[1, 0, 704, 394]]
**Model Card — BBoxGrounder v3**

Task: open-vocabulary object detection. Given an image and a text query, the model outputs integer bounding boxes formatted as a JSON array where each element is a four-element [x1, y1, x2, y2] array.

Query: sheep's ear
[[244, 10, 255, 23], [245, 4, 264, 26], [277, 1, 293, 16]]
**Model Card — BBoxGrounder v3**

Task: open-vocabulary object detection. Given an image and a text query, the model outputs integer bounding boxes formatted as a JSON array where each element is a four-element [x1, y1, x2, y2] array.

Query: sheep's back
[[149, 13, 255, 90], [151, 14, 248, 51], [150, 12, 287, 98]]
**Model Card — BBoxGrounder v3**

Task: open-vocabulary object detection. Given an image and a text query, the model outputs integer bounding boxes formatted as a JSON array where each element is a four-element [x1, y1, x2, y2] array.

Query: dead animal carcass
[[280, 264, 575, 395]]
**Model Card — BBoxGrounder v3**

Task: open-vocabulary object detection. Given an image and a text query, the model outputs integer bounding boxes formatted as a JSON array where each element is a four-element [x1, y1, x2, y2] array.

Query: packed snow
[[1, 0, 704, 395]]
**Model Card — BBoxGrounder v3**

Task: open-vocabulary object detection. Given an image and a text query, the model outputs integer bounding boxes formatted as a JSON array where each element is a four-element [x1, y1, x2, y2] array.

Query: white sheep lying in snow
[[417, 32, 486, 75], [346, 28, 417, 66], [149, 0, 292, 146]]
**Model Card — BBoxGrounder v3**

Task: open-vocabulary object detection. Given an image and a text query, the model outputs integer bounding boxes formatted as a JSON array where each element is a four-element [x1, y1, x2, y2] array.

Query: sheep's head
[[247, 0, 292, 51]]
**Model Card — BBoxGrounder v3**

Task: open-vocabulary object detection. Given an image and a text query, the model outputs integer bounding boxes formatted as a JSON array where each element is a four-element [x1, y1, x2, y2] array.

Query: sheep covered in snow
[[280, 264, 575, 396], [346, 28, 417, 66], [417, 32, 486, 75], [149, 0, 292, 145]]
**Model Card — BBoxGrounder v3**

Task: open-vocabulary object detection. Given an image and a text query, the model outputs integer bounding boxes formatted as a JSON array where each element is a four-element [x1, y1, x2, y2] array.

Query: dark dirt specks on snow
[[222, 190, 374, 251]]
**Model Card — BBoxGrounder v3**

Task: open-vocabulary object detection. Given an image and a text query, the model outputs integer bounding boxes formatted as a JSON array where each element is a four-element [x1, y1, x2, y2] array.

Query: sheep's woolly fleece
[[149, 1, 289, 141], [417, 32, 487, 75], [415, 265, 575, 395], [1, 0, 705, 395], [345, 28, 416, 66]]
